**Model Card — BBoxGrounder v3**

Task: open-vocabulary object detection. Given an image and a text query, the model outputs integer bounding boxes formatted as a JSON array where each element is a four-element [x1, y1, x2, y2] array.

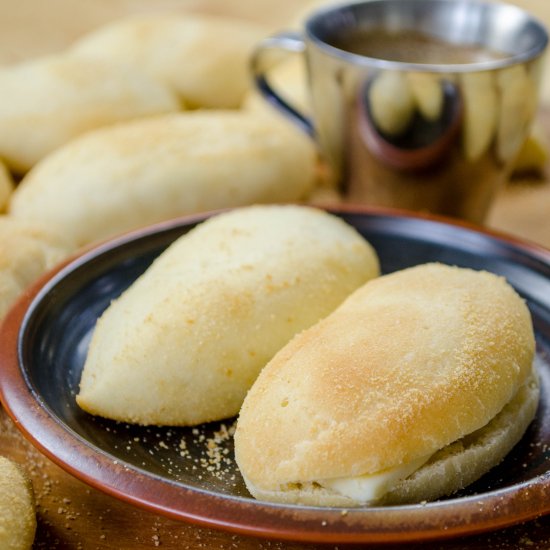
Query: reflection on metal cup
[[359, 75, 463, 171], [251, 0, 548, 224]]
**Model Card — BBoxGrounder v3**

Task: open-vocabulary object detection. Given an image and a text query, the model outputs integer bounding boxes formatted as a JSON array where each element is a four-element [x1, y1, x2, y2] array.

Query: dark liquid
[[332, 29, 507, 64]]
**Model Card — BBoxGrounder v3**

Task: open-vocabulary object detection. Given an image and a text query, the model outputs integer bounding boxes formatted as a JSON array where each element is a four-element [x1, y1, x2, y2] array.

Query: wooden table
[[0, 1, 549, 548]]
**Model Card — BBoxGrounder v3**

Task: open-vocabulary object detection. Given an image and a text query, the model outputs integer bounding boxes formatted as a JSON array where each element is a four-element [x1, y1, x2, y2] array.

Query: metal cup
[[252, 0, 548, 223]]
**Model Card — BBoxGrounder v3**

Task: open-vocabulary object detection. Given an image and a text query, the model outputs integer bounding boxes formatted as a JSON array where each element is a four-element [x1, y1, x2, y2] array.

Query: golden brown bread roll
[[9, 111, 318, 247], [70, 14, 267, 109], [0, 457, 36, 550], [0, 54, 179, 173], [235, 263, 538, 506], [0, 216, 76, 320], [77, 205, 380, 426]]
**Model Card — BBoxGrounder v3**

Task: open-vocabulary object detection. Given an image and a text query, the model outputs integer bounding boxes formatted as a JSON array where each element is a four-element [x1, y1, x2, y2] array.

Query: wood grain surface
[[0, 1, 549, 549]]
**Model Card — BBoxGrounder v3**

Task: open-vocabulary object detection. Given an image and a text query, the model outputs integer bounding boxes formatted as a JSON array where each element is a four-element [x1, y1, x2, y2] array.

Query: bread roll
[[235, 263, 537, 506], [0, 217, 76, 320], [70, 14, 267, 109], [9, 111, 318, 247], [0, 54, 179, 173], [77, 205, 380, 426], [0, 457, 36, 550]]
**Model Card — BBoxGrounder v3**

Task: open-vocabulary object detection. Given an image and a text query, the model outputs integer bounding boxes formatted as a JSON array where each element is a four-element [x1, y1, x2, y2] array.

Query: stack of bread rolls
[[0, 1, 548, 325], [0, 9, 321, 325]]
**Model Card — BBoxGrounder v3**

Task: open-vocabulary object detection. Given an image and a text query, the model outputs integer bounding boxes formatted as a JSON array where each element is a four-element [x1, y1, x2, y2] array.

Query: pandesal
[[10, 111, 318, 246], [235, 263, 538, 506], [0, 54, 179, 173], [77, 205, 380, 425]]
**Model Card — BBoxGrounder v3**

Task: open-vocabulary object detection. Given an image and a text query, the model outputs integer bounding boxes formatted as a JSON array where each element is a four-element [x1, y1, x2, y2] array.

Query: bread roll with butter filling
[[10, 111, 317, 247], [234, 263, 538, 506], [77, 205, 380, 426]]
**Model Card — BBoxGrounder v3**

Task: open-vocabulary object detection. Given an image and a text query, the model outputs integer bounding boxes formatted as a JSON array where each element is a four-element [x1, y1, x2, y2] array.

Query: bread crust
[[235, 264, 536, 498]]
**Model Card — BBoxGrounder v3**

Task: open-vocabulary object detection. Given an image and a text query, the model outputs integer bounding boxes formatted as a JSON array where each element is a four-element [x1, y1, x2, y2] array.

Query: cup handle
[[251, 31, 314, 137]]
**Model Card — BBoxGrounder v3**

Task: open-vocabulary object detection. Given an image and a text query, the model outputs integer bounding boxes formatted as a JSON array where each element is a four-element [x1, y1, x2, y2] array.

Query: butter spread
[[319, 454, 432, 503]]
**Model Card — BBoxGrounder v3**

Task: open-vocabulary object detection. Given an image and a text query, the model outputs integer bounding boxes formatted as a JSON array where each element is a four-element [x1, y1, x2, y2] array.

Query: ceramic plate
[[1, 206, 549, 544]]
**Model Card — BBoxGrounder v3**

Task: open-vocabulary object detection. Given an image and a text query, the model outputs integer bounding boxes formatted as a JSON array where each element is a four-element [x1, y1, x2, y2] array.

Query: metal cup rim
[[304, 0, 549, 73]]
